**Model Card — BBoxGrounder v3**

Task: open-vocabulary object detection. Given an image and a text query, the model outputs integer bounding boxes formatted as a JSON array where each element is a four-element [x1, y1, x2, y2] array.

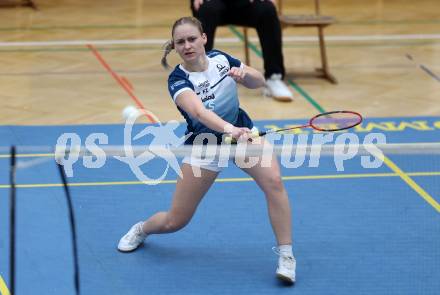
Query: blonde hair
[[161, 16, 204, 69]]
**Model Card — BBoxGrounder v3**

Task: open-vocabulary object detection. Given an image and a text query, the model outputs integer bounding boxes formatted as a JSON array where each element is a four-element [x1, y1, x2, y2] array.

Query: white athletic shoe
[[273, 247, 296, 284], [264, 74, 293, 102], [117, 221, 147, 252]]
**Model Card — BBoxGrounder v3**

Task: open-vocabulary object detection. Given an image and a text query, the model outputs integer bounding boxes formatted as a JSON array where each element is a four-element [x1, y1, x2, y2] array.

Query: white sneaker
[[273, 247, 296, 284], [117, 221, 147, 252], [264, 74, 293, 102]]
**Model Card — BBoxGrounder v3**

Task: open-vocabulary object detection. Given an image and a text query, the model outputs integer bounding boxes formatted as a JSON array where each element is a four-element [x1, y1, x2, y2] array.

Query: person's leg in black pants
[[225, 0, 292, 101], [191, 0, 227, 51], [252, 1, 285, 79], [225, 0, 285, 79]]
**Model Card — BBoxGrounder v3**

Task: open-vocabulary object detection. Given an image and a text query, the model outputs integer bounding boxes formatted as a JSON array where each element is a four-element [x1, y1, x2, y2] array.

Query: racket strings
[[310, 112, 362, 131]]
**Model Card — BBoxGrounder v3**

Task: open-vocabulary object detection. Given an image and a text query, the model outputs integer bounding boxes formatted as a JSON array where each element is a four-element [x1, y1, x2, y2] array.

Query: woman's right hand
[[227, 126, 252, 141]]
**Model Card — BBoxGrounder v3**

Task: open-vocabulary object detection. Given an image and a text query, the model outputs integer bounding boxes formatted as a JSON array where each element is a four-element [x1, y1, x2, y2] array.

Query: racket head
[[309, 111, 363, 132]]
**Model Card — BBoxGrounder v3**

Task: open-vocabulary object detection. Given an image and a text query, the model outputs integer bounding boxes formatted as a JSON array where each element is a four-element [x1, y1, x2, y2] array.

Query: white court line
[[1, 34, 440, 47]]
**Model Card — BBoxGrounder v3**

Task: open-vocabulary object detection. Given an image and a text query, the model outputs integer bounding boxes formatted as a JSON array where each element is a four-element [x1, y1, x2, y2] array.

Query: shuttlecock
[[122, 105, 141, 120]]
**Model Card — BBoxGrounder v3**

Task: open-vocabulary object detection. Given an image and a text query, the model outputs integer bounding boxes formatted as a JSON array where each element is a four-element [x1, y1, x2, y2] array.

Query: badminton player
[[118, 16, 296, 284]]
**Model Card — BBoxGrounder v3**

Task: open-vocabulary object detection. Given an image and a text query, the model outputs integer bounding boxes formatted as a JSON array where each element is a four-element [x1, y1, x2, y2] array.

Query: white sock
[[278, 244, 293, 257], [138, 221, 147, 236]]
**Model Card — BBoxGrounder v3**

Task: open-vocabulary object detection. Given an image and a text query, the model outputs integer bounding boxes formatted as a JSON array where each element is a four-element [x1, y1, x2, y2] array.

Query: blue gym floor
[[1, 116, 439, 295]]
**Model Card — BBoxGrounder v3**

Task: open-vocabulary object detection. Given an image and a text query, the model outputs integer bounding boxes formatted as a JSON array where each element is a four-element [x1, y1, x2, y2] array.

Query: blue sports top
[[167, 49, 253, 143]]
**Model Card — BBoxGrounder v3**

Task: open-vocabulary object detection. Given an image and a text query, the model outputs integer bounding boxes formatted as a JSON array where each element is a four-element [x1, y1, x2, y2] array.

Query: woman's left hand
[[228, 66, 247, 83]]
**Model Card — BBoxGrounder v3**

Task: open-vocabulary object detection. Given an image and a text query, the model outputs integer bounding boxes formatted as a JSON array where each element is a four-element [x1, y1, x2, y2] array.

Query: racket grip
[[224, 129, 260, 144], [224, 136, 235, 144]]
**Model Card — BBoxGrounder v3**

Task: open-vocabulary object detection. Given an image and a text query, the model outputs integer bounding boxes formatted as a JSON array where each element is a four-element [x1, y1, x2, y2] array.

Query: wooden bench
[[242, 0, 337, 84]]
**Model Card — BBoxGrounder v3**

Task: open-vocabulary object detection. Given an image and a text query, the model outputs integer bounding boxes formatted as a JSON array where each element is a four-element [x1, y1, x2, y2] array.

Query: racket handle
[[224, 129, 261, 144], [224, 136, 235, 144]]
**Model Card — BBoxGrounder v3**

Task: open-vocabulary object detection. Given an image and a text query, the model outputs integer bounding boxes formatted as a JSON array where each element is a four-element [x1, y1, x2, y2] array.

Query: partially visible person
[[191, 0, 294, 102]]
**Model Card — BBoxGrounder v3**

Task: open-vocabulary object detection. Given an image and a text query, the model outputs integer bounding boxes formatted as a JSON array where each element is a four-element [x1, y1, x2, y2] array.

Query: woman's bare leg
[[238, 150, 292, 245], [142, 163, 219, 234]]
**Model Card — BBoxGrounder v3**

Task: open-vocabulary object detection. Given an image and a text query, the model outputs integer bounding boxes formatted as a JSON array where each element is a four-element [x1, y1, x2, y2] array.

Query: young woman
[[117, 16, 296, 284]]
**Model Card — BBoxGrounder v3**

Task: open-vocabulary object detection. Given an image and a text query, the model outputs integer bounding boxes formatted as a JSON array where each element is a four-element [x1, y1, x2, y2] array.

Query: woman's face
[[173, 23, 207, 64]]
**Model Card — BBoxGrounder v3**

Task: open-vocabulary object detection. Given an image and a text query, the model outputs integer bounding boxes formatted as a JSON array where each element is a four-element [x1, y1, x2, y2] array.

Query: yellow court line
[[0, 275, 10, 295], [407, 171, 440, 176], [0, 171, 439, 189], [380, 155, 440, 213]]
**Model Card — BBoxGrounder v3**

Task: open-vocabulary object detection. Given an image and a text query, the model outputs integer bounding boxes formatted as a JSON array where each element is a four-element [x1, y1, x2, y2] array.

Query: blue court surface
[[1, 116, 439, 295]]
